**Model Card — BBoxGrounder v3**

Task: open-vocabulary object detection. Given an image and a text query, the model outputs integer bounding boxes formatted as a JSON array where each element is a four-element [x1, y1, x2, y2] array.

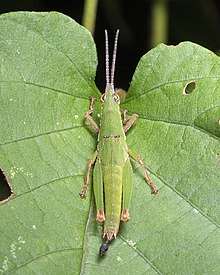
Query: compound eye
[[101, 94, 106, 103], [113, 93, 120, 103]]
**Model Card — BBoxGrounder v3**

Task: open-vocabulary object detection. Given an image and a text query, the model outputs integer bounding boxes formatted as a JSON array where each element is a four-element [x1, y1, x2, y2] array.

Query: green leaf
[[0, 12, 220, 274], [0, 11, 99, 274]]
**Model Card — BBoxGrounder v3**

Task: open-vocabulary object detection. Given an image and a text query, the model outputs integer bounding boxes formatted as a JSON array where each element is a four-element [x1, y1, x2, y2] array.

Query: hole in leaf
[[183, 81, 196, 95], [0, 168, 15, 204]]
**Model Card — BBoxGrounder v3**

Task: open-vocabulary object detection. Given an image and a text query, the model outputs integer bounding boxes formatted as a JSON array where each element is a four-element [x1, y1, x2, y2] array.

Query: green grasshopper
[[80, 30, 158, 256]]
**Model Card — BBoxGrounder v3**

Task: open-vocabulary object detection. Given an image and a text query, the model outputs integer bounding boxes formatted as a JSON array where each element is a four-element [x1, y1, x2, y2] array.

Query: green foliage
[[0, 12, 220, 274]]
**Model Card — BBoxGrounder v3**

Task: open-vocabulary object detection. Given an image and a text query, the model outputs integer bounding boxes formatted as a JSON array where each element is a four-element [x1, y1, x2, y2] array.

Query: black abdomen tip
[[99, 242, 109, 256]]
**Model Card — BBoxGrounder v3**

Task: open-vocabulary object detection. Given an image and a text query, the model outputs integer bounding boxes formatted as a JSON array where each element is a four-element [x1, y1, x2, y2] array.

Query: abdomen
[[103, 165, 123, 241]]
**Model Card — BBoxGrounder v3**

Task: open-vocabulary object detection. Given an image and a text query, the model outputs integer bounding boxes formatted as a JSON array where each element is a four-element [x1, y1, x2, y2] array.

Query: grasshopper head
[[101, 84, 120, 105]]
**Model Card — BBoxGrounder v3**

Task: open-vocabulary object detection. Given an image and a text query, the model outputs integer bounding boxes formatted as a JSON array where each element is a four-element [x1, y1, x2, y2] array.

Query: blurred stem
[[151, 0, 168, 47], [82, 0, 99, 35]]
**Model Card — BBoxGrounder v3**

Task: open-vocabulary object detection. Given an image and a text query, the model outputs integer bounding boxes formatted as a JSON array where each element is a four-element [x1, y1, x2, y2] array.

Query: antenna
[[105, 30, 110, 86], [105, 29, 119, 88], [110, 29, 119, 85]]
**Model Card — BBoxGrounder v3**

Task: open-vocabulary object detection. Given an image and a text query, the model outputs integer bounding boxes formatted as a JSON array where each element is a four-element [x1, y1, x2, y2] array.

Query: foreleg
[[122, 110, 138, 133], [85, 96, 100, 133]]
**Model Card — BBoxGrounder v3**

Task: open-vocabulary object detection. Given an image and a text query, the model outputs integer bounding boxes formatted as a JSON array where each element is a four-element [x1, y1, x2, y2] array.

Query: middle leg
[[128, 149, 158, 194]]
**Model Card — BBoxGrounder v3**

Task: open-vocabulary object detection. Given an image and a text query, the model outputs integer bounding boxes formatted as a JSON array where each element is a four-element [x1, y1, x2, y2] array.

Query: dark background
[[1, 0, 220, 91]]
